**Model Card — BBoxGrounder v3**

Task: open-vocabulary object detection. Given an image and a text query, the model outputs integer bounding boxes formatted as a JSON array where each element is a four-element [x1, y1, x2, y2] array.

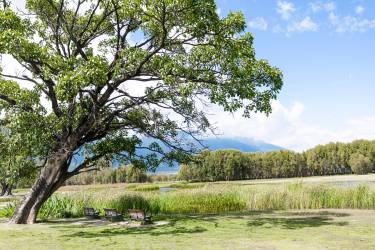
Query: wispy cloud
[[287, 17, 319, 33], [248, 17, 268, 31], [310, 1, 336, 12], [329, 12, 375, 33], [355, 5, 365, 15], [273, 16, 318, 36], [277, 1, 296, 20]]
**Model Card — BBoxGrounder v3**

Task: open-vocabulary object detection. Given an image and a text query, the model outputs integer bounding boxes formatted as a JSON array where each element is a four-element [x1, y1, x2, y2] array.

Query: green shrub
[[0, 202, 16, 218]]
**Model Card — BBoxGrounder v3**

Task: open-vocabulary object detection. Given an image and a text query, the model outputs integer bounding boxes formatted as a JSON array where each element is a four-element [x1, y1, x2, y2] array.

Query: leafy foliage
[[0, 129, 38, 195], [0, 0, 282, 175]]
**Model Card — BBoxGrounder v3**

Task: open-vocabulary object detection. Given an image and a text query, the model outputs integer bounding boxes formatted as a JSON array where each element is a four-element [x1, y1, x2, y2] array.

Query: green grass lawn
[[3, 175, 375, 249], [1, 209, 375, 249]]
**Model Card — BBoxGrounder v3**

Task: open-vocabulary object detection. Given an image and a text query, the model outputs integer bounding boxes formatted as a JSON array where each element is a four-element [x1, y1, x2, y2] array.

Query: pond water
[[159, 187, 178, 193]]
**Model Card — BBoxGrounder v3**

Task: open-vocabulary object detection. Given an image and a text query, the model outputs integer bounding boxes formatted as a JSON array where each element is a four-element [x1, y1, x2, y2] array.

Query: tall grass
[[157, 187, 246, 214], [130, 185, 160, 192], [244, 183, 375, 210], [2, 183, 375, 219]]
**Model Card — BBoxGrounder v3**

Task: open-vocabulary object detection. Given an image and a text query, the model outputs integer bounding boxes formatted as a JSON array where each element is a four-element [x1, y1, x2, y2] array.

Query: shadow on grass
[[280, 211, 350, 218], [65, 225, 207, 238], [49, 210, 351, 238], [207, 210, 349, 220], [247, 215, 348, 230], [55, 214, 223, 239]]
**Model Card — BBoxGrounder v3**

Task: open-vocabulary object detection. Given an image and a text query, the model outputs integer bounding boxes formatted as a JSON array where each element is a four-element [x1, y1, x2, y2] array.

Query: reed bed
[[2, 183, 375, 219]]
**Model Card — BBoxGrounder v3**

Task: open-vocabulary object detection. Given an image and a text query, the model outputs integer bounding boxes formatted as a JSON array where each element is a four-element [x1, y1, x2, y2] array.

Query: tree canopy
[[0, 0, 282, 224], [1, 0, 282, 169]]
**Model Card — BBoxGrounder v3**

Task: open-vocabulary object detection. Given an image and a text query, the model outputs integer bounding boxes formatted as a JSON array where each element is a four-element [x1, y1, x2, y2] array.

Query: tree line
[[2, 139, 374, 191], [65, 165, 177, 185], [177, 140, 375, 182]]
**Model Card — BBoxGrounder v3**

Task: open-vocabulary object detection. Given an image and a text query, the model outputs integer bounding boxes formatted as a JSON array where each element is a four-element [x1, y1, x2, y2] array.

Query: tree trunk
[[4, 185, 12, 196], [0, 183, 8, 196], [9, 152, 70, 224]]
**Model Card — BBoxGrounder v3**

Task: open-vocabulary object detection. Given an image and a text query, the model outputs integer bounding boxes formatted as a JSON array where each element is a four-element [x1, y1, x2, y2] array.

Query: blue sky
[[206, 0, 375, 150]]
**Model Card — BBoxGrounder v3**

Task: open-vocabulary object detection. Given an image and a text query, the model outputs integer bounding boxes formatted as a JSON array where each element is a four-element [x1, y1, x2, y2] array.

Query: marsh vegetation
[[2, 176, 375, 249], [2, 175, 375, 221]]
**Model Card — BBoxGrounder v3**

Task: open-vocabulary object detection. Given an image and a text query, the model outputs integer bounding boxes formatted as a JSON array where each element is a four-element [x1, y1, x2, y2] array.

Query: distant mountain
[[70, 136, 285, 174], [154, 137, 285, 173], [202, 137, 284, 152]]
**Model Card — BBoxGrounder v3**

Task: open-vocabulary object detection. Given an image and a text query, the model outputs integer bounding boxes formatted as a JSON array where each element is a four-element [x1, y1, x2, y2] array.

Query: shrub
[[177, 164, 192, 181], [0, 202, 16, 218]]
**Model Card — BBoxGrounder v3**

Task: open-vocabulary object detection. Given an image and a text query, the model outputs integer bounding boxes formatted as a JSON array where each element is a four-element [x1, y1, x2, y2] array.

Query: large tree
[[0, 0, 283, 224]]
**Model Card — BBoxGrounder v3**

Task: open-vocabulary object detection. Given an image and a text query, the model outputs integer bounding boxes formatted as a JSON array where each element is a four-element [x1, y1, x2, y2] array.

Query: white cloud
[[329, 12, 375, 33], [287, 17, 319, 33], [342, 117, 375, 141], [207, 100, 375, 152], [310, 1, 336, 12], [206, 101, 310, 151], [277, 1, 296, 20], [248, 17, 268, 31], [272, 17, 318, 36], [355, 5, 365, 15]]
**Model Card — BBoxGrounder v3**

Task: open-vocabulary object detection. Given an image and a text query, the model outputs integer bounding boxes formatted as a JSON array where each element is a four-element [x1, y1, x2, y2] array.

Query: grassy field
[[2, 174, 375, 249], [229, 173, 375, 187], [1, 209, 375, 249]]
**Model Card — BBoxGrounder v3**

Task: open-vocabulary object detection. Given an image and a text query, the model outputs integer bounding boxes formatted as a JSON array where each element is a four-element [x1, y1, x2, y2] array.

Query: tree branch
[[0, 94, 16, 106]]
